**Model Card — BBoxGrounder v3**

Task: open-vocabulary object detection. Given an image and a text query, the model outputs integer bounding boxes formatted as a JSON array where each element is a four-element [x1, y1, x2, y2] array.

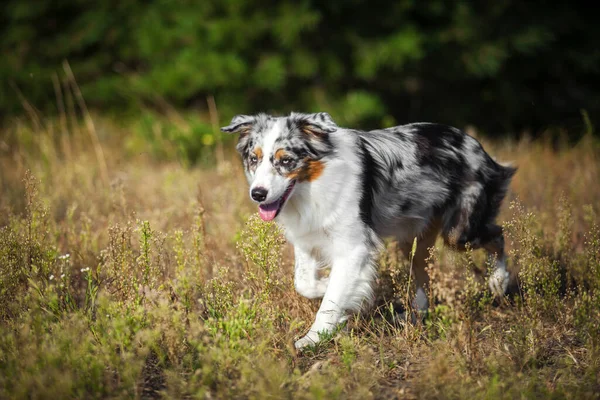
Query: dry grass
[[0, 114, 599, 399]]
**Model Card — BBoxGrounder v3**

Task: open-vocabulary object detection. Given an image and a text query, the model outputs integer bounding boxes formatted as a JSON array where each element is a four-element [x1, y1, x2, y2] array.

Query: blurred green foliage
[[1, 0, 599, 135], [126, 113, 216, 165]]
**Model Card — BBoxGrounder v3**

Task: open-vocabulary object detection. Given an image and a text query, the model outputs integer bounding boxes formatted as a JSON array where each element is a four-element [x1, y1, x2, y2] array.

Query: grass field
[[1, 113, 599, 399]]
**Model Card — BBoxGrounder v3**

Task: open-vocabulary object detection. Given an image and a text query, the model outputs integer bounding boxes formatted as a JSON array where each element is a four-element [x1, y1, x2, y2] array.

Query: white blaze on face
[[248, 119, 295, 221]]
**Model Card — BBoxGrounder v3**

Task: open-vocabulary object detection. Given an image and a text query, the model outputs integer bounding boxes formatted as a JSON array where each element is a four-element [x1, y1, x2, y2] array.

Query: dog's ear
[[292, 112, 338, 136], [221, 115, 256, 134]]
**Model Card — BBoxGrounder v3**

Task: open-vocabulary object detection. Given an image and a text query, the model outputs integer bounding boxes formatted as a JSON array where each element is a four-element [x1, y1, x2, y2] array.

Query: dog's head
[[221, 112, 338, 221]]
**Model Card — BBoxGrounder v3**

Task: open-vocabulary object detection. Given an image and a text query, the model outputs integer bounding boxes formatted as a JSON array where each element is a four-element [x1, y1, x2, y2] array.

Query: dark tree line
[[2, 0, 598, 136]]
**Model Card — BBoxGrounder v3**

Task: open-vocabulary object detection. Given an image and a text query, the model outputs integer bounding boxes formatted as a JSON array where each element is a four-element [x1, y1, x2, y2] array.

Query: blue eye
[[249, 155, 258, 164], [281, 157, 293, 166]]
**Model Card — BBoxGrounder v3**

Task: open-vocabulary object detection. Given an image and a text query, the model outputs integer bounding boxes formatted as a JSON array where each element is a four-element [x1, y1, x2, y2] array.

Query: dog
[[222, 112, 516, 350]]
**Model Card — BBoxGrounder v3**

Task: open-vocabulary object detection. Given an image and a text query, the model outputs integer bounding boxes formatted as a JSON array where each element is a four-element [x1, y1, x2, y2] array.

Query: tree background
[[2, 0, 599, 137]]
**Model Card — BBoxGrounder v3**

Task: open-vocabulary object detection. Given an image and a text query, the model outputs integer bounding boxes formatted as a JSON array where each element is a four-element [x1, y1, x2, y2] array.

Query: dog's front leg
[[294, 247, 328, 299], [295, 244, 374, 350]]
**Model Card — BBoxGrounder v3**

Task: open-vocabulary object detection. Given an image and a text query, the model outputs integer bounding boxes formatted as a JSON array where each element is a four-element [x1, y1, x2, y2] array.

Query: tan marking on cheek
[[305, 160, 325, 181], [285, 170, 300, 180], [254, 147, 263, 160], [285, 159, 325, 182], [284, 161, 303, 180]]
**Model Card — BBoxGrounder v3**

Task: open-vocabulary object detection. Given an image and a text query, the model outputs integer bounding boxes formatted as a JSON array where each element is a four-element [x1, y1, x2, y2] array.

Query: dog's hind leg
[[294, 247, 328, 299], [442, 167, 514, 297], [443, 222, 510, 297]]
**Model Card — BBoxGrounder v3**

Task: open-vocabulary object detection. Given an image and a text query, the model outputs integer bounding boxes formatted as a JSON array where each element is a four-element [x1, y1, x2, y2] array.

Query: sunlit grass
[[0, 115, 599, 399]]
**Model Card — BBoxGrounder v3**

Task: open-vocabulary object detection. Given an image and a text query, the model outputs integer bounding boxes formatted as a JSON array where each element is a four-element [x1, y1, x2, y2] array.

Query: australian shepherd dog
[[222, 112, 516, 349]]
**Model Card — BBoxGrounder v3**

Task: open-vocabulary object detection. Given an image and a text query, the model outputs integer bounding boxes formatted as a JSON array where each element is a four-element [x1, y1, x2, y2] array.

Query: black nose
[[251, 187, 268, 202]]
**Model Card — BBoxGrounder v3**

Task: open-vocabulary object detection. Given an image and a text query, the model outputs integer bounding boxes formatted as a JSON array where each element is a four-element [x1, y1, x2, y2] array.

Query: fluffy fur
[[222, 112, 516, 349]]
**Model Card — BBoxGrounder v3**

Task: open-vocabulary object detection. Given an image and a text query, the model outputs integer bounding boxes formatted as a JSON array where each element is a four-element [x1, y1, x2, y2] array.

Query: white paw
[[489, 268, 509, 297], [294, 332, 319, 350]]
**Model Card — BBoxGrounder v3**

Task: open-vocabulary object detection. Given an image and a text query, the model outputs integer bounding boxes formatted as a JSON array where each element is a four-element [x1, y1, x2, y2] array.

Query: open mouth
[[257, 181, 296, 221]]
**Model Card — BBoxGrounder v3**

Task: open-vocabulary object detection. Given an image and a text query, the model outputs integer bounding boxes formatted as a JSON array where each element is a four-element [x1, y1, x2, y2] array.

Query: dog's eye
[[249, 155, 258, 164], [281, 157, 293, 166]]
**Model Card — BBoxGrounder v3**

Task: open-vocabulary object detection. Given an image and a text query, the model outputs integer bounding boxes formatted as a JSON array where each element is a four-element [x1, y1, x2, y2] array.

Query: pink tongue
[[258, 201, 281, 221]]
